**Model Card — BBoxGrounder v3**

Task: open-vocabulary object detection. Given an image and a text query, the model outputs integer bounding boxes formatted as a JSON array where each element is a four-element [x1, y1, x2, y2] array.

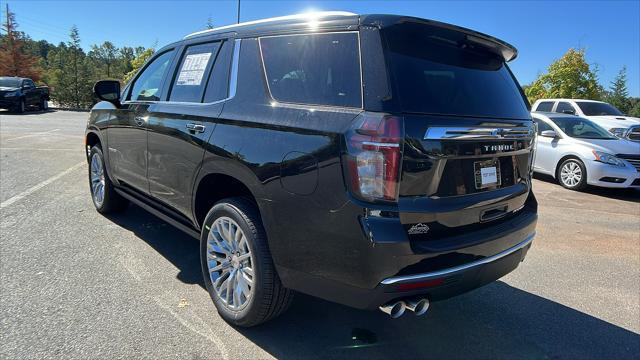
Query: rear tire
[[40, 99, 48, 111], [88, 145, 129, 213], [200, 197, 293, 327], [557, 158, 587, 191]]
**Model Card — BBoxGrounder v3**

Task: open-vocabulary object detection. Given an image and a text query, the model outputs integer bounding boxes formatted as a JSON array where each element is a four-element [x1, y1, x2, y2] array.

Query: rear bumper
[[276, 193, 538, 310]]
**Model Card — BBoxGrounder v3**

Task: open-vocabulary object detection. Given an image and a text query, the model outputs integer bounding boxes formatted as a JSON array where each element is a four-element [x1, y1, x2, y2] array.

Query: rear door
[[532, 117, 557, 174], [146, 39, 235, 217], [378, 21, 535, 231], [108, 49, 176, 194]]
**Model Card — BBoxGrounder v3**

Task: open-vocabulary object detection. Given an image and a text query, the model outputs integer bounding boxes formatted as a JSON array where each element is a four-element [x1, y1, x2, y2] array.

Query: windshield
[[575, 101, 623, 116], [0, 78, 22, 88], [383, 23, 530, 119], [549, 117, 617, 139]]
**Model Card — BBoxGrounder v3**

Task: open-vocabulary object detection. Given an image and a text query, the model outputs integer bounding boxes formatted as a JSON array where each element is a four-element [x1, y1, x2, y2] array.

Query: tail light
[[344, 113, 404, 203]]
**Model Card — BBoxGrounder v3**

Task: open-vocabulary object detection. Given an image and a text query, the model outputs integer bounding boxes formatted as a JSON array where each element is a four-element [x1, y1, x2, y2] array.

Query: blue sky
[[3, 0, 639, 95]]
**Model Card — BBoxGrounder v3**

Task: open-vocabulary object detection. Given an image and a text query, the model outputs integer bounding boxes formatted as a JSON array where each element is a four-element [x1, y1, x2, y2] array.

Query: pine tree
[[0, 4, 42, 80], [605, 67, 631, 114]]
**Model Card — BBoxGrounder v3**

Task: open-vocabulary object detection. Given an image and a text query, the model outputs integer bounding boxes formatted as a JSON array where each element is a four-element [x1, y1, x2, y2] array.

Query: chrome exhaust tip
[[405, 298, 430, 316], [379, 300, 406, 318]]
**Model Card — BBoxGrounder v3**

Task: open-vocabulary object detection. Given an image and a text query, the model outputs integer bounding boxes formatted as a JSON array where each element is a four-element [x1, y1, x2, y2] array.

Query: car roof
[[535, 99, 605, 104], [177, 11, 517, 61]]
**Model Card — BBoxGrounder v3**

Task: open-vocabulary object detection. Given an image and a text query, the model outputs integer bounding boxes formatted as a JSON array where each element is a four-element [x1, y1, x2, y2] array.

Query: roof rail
[[184, 11, 357, 39]]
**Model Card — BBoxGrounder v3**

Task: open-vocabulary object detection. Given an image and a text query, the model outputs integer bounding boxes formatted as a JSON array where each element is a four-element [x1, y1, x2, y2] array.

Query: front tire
[[40, 99, 48, 111], [200, 197, 293, 327], [88, 145, 129, 213], [14, 99, 25, 113], [557, 158, 588, 190]]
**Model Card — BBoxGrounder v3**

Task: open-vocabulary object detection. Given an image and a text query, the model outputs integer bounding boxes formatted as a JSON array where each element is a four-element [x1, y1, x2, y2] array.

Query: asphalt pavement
[[1, 110, 639, 359]]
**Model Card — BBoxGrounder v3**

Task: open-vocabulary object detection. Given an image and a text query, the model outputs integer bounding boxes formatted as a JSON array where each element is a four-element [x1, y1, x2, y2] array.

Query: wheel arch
[[554, 154, 585, 179]]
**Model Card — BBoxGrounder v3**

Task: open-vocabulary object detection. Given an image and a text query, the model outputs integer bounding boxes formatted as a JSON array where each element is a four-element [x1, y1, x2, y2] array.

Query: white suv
[[531, 99, 640, 141]]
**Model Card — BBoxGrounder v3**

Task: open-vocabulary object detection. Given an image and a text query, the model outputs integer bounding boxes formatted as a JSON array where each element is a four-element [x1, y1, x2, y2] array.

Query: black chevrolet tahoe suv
[[86, 12, 537, 326]]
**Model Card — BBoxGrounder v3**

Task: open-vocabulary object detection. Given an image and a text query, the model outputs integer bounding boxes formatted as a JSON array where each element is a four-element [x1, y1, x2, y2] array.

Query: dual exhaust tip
[[379, 298, 430, 318]]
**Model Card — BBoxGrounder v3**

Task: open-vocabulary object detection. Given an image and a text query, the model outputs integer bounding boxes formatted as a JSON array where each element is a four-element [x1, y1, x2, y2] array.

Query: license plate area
[[474, 159, 501, 189]]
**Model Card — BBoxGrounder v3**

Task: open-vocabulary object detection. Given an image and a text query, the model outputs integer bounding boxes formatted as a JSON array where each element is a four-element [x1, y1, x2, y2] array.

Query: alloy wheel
[[90, 153, 106, 207], [206, 216, 254, 311], [560, 161, 582, 187]]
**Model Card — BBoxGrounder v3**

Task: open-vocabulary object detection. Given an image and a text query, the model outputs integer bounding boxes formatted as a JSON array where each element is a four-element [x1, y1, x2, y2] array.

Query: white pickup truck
[[531, 99, 639, 142]]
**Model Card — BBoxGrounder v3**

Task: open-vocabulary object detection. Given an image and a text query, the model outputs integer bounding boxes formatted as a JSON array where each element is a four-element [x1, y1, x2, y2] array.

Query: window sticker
[[176, 52, 212, 86]]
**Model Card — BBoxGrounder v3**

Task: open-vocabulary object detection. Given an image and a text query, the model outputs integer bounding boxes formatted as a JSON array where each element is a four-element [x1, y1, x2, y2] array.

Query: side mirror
[[94, 80, 121, 106], [562, 109, 575, 115], [540, 130, 558, 138]]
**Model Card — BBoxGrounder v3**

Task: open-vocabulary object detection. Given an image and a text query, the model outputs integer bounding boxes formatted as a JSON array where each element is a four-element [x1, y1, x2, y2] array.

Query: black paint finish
[[85, 13, 537, 310]]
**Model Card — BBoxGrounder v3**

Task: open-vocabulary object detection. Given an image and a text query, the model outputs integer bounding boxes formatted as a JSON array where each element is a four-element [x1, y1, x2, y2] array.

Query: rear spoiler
[[361, 15, 518, 62]]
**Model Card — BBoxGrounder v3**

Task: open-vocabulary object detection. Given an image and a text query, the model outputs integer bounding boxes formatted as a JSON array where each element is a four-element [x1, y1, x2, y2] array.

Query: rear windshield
[[383, 23, 529, 119], [575, 101, 623, 116]]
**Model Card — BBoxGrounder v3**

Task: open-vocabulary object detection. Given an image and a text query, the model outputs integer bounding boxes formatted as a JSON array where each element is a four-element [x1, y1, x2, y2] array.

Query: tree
[[604, 66, 631, 114], [206, 15, 214, 29], [123, 48, 154, 84], [525, 48, 602, 104], [89, 41, 118, 78], [628, 98, 640, 118], [0, 4, 42, 81]]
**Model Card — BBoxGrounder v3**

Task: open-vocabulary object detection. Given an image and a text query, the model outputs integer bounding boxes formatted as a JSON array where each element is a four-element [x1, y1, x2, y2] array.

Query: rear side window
[[130, 50, 175, 101], [259, 32, 362, 108], [535, 101, 554, 112], [383, 23, 529, 119], [169, 42, 221, 102], [555, 102, 576, 114], [203, 40, 233, 103]]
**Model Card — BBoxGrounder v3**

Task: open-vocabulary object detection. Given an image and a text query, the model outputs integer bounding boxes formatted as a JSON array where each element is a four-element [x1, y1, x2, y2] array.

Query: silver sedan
[[532, 112, 640, 190]]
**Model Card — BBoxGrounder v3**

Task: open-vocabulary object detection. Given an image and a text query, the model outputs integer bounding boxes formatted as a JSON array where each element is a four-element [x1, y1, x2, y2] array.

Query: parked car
[[85, 12, 538, 326], [532, 112, 640, 190], [0, 76, 50, 113], [531, 99, 640, 142]]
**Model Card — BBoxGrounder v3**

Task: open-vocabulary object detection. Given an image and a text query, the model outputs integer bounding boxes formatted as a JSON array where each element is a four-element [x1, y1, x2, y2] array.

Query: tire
[[40, 98, 48, 111], [15, 99, 25, 113], [200, 197, 293, 327], [556, 158, 588, 191], [88, 145, 129, 213]]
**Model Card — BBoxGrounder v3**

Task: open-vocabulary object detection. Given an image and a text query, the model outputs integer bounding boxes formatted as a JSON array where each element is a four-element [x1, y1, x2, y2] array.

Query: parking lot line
[[0, 161, 85, 209], [2, 128, 60, 141]]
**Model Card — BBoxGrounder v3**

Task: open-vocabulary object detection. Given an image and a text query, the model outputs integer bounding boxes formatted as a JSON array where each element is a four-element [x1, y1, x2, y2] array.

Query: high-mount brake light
[[345, 113, 404, 202]]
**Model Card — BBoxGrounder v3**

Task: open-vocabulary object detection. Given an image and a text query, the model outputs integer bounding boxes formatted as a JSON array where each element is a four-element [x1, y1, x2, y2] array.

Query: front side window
[[169, 42, 221, 102], [259, 32, 362, 108], [575, 101, 623, 116], [536, 101, 554, 112], [555, 102, 576, 114], [129, 50, 175, 101]]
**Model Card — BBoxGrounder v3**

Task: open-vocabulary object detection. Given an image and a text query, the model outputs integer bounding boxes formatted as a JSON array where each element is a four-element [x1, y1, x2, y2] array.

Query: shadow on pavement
[[108, 204, 640, 359], [534, 173, 640, 203]]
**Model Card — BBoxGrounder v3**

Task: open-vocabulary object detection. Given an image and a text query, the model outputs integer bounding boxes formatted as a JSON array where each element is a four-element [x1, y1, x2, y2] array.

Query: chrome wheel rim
[[90, 153, 105, 207], [206, 216, 254, 310], [560, 161, 582, 187]]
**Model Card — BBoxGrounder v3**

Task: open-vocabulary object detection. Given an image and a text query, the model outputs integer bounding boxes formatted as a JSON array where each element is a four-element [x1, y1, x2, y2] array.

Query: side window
[[259, 32, 362, 108], [169, 42, 221, 102], [203, 40, 233, 103], [536, 101, 554, 112], [24, 80, 35, 88], [555, 102, 576, 114], [534, 119, 552, 134], [129, 50, 175, 102]]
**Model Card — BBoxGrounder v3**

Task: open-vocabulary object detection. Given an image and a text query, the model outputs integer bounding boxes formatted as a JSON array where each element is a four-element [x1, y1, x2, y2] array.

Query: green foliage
[[123, 48, 155, 84], [525, 48, 602, 104], [628, 98, 640, 117], [604, 66, 631, 114], [0, 5, 42, 81]]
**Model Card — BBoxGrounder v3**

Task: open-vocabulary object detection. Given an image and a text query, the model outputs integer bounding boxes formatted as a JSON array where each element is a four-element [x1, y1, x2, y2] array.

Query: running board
[[114, 188, 201, 239]]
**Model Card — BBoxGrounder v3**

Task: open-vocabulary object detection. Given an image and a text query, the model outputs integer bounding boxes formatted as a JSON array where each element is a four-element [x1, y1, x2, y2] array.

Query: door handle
[[186, 123, 206, 133], [134, 117, 145, 126]]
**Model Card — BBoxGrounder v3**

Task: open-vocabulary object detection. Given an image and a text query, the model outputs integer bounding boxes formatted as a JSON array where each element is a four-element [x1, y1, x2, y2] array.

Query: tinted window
[[383, 22, 529, 119], [536, 101, 554, 112], [260, 33, 362, 107], [130, 50, 175, 101], [0, 77, 21, 87], [24, 80, 35, 88], [555, 102, 576, 114], [203, 40, 233, 103], [169, 42, 220, 102], [534, 118, 552, 134], [549, 117, 616, 139], [575, 101, 623, 116]]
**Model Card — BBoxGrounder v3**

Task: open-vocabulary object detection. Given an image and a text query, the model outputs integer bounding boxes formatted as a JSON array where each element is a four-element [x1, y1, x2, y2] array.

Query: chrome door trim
[[424, 126, 534, 140]]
